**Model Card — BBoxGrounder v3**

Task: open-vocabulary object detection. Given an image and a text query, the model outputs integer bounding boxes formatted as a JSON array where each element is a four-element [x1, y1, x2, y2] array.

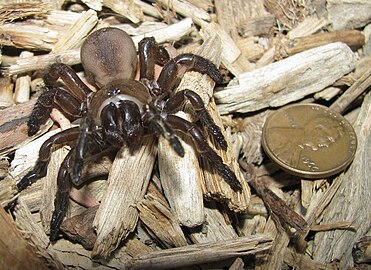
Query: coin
[[262, 104, 357, 179]]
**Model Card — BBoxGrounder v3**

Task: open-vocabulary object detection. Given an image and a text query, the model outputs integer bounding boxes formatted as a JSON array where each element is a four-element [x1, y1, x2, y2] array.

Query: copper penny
[[262, 104, 357, 178]]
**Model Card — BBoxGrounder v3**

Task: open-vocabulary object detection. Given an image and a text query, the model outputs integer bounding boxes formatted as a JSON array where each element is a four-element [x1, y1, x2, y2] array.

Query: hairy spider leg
[[28, 63, 92, 136], [164, 89, 228, 150], [50, 148, 74, 241], [44, 63, 92, 100], [100, 100, 144, 148], [138, 37, 170, 81], [51, 118, 109, 240], [17, 127, 80, 191], [156, 53, 223, 95], [165, 115, 242, 190]]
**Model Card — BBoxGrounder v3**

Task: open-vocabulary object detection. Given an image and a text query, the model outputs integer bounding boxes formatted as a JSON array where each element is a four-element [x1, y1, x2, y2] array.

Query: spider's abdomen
[[81, 27, 137, 87]]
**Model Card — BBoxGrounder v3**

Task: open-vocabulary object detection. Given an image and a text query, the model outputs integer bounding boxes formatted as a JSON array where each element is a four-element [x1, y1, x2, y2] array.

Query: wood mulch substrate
[[0, 0, 370, 269]]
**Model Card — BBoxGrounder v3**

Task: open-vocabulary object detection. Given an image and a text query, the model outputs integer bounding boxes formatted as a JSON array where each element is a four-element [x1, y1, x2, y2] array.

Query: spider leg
[[28, 63, 92, 136], [165, 114, 242, 190], [70, 116, 107, 185], [28, 87, 86, 136], [157, 54, 223, 94], [44, 63, 91, 101], [138, 37, 170, 81], [50, 149, 74, 241], [17, 127, 80, 191], [163, 89, 227, 150]]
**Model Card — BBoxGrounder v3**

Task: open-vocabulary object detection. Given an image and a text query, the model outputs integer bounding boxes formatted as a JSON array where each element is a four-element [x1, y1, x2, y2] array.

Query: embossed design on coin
[[262, 104, 357, 178]]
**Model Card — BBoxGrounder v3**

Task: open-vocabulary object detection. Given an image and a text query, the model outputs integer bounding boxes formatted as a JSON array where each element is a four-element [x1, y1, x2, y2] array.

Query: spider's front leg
[[156, 53, 223, 94], [164, 89, 227, 150], [138, 36, 170, 81], [28, 63, 92, 136], [165, 114, 242, 190]]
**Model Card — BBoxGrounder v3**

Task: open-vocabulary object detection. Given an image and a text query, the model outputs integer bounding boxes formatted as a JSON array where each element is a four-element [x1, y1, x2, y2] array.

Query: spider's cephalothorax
[[18, 27, 242, 241]]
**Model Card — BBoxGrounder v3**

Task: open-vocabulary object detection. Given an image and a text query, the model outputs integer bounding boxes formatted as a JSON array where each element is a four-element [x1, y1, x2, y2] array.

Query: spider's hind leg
[[50, 149, 74, 241], [165, 114, 242, 190]]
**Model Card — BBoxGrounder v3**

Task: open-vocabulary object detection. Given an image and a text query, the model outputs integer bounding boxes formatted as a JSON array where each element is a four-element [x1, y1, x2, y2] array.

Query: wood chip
[[128, 235, 273, 270], [92, 136, 157, 258], [312, 92, 371, 268], [215, 42, 357, 114]]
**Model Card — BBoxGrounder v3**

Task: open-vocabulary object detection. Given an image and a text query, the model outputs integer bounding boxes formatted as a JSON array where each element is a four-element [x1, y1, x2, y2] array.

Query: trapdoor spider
[[18, 27, 241, 240]]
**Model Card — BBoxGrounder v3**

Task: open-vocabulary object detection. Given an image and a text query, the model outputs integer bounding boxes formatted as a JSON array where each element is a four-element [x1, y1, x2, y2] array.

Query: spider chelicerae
[[17, 27, 242, 240]]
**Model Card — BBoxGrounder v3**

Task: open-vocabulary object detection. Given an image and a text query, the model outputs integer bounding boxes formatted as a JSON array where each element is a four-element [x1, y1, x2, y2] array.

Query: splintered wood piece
[[103, 0, 144, 24], [237, 14, 275, 37], [189, 203, 238, 244], [229, 257, 245, 270], [0, 1, 49, 23], [52, 9, 98, 53], [201, 102, 251, 213], [125, 237, 153, 257], [51, 238, 132, 269], [128, 235, 273, 270], [0, 77, 14, 108], [264, 0, 307, 29], [283, 248, 336, 270], [199, 22, 247, 75], [330, 70, 371, 114], [137, 188, 188, 248], [0, 98, 35, 155], [14, 51, 33, 103], [281, 30, 365, 56], [0, 206, 51, 270], [288, 17, 330, 39], [81, 0, 103, 11], [133, 0, 163, 19], [130, 18, 194, 45], [312, 92, 371, 268], [156, 0, 211, 25], [256, 220, 289, 270], [12, 199, 64, 270], [0, 178, 17, 208], [215, 0, 272, 41], [93, 136, 157, 258], [0, 23, 59, 50], [230, 111, 269, 165], [215, 42, 357, 114], [242, 163, 308, 251], [3, 50, 81, 76]]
